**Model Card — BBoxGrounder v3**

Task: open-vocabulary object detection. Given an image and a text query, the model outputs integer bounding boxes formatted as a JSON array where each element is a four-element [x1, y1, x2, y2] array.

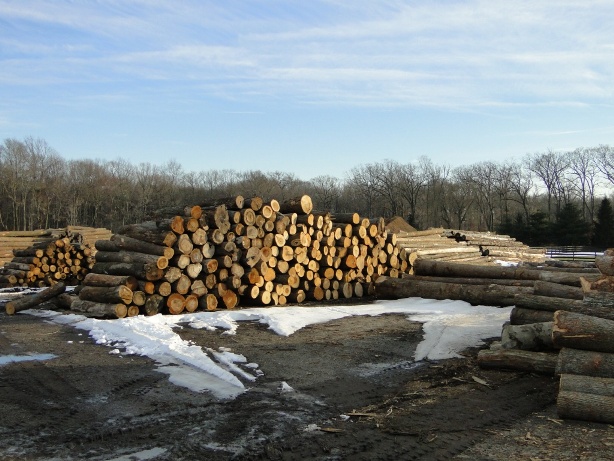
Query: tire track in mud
[[243, 373, 557, 461]]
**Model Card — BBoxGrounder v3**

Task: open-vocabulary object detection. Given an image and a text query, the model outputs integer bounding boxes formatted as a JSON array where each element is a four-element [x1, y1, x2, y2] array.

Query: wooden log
[[533, 280, 583, 300], [512, 293, 614, 321], [117, 221, 177, 247], [93, 250, 168, 270], [70, 299, 127, 318], [595, 254, 614, 276], [410, 275, 535, 287], [559, 373, 614, 397], [279, 195, 313, 215], [79, 285, 133, 305], [556, 348, 614, 378], [413, 258, 597, 287], [510, 307, 554, 325], [552, 310, 614, 353], [92, 262, 163, 281], [501, 322, 554, 351], [477, 349, 557, 374], [557, 390, 614, 424], [82, 273, 139, 291], [580, 275, 614, 293], [583, 291, 614, 309], [109, 234, 174, 258], [5, 282, 67, 315], [199, 195, 244, 210], [143, 294, 165, 316], [166, 293, 186, 315], [375, 276, 516, 306]]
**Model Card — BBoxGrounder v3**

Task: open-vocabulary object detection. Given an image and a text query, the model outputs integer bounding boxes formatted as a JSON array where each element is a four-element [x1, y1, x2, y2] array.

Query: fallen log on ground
[[558, 387, 614, 424], [5, 282, 67, 315]]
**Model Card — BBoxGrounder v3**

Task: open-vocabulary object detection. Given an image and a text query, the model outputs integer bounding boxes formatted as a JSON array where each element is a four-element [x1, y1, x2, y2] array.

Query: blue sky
[[1, 1, 613, 180]]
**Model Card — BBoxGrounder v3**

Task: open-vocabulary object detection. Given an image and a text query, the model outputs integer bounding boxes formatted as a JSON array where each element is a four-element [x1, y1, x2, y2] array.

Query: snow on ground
[[1, 292, 511, 399]]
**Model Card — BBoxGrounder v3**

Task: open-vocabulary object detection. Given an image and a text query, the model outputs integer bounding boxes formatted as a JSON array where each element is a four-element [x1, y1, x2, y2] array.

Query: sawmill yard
[[1, 291, 613, 460], [1, 195, 614, 460]]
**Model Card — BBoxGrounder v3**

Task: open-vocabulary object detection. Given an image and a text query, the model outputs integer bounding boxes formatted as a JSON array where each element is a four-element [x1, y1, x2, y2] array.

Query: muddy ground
[[1, 304, 613, 460]]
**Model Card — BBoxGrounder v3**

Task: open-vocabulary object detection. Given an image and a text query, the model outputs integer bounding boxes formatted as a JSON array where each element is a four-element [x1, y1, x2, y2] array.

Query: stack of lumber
[[43, 195, 408, 318], [0, 230, 100, 287], [444, 229, 547, 263], [476, 249, 614, 424], [394, 227, 483, 270]]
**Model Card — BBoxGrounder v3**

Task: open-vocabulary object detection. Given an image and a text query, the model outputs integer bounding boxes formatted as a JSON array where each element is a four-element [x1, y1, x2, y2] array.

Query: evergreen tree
[[593, 197, 614, 248], [553, 202, 590, 246]]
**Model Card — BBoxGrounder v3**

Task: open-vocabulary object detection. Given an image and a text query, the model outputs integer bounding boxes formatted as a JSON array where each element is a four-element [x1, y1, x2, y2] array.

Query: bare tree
[[528, 150, 570, 221], [593, 144, 614, 187], [309, 175, 341, 211], [568, 148, 599, 222], [397, 162, 426, 227]]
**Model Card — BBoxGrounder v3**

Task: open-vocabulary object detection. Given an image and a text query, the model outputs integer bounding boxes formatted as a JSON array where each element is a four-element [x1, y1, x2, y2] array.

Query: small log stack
[[443, 229, 547, 263], [475, 249, 614, 424], [68, 194, 408, 318], [0, 229, 102, 287]]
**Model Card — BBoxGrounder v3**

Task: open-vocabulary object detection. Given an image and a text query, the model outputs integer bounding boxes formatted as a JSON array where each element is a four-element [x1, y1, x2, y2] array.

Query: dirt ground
[[1, 303, 613, 460]]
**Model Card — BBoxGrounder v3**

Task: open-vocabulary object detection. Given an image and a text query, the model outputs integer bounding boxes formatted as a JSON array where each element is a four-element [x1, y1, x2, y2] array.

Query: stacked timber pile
[[393, 227, 484, 271], [444, 229, 546, 263], [25, 195, 407, 318], [476, 249, 614, 424], [0, 230, 100, 287], [0, 227, 111, 267]]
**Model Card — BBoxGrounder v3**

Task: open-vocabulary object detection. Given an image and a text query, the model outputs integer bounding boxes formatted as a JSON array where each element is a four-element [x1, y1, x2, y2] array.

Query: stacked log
[[393, 227, 483, 270], [443, 229, 547, 263], [74, 194, 407, 317], [0, 230, 98, 287], [473, 249, 614, 424], [0, 226, 111, 268]]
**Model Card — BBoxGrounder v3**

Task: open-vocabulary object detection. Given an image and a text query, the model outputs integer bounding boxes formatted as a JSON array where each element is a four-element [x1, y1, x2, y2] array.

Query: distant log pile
[[474, 249, 614, 424], [0, 228, 107, 287], [0, 226, 111, 268], [7, 195, 408, 318], [443, 229, 547, 263]]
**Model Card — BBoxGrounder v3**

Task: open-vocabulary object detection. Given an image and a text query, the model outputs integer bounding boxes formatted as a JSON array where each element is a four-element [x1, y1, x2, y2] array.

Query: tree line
[[1, 137, 613, 248]]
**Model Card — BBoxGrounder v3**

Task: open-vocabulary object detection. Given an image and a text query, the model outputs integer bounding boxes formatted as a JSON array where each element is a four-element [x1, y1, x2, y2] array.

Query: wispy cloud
[[1, 0, 613, 109]]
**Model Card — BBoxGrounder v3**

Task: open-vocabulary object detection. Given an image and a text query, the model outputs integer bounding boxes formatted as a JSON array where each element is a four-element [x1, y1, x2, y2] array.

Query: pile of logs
[[0, 229, 100, 287], [443, 229, 547, 263], [39, 195, 408, 318], [0, 226, 111, 268], [395, 227, 483, 269], [475, 249, 614, 424]]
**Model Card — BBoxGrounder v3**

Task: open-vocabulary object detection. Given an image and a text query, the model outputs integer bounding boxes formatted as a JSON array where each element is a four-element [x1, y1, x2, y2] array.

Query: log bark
[[559, 373, 614, 396], [79, 285, 133, 305], [93, 250, 168, 270], [556, 347, 614, 378], [82, 273, 139, 291], [109, 234, 174, 258], [533, 280, 583, 300], [512, 294, 614, 321], [557, 391, 614, 424], [117, 221, 177, 247], [552, 310, 614, 352], [595, 255, 614, 276], [413, 258, 597, 287], [70, 299, 127, 318], [279, 195, 313, 215], [501, 322, 554, 351], [5, 282, 67, 315], [91, 262, 163, 281], [144, 294, 165, 316], [510, 307, 554, 325], [375, 276, 516, 306], [477, 349, 557, 374]]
